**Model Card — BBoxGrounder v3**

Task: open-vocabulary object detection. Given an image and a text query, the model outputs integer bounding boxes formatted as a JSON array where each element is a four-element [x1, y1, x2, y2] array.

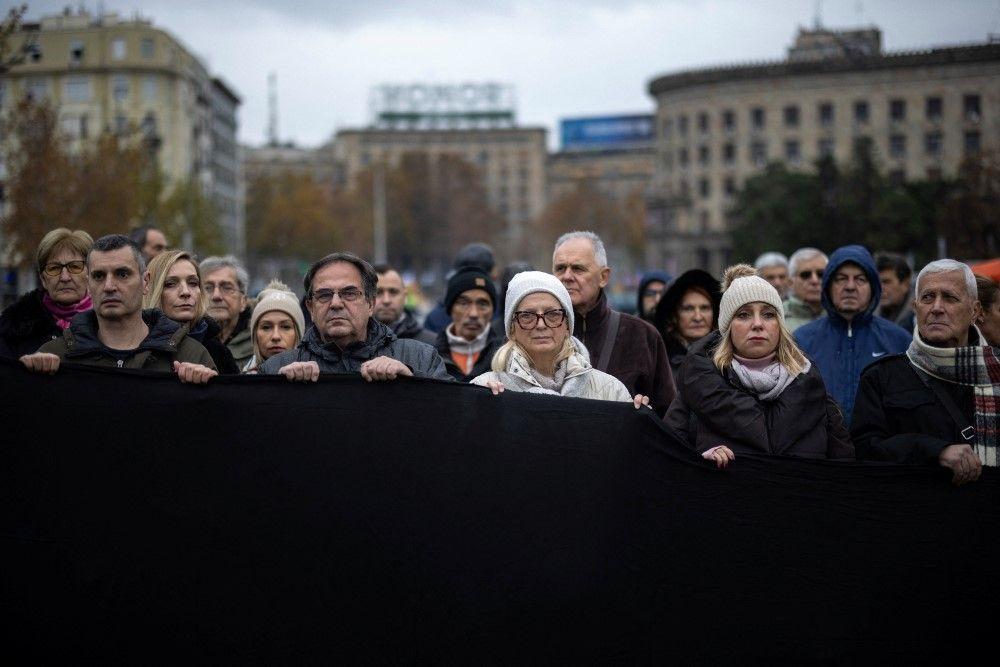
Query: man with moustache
[[433, 266, 503, 382], [260, 252, 450, 382], [20, 235, 216, 382]]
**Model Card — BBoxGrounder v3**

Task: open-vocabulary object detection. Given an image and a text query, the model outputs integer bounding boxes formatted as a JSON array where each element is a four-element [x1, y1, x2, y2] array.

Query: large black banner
[[2, 357, 998, 664]]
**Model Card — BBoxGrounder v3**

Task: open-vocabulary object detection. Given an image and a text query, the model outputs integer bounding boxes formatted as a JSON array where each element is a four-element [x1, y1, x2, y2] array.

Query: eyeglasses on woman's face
[[42, 260, 86, 277], [514, 309, 566, 329]]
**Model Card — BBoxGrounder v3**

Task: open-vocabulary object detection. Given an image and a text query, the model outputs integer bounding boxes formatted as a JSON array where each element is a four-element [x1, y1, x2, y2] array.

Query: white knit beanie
[[503, 271, 575, 336], [717, 265, 785, 334], [251, 280, 306, 339]]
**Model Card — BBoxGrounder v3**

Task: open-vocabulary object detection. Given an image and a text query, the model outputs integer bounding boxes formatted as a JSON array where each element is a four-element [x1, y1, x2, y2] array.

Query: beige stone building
[[547, 148, 654, 205], [242, 142, 337, 185], [0, 9, 244, 256], [333, 127, 547, 251], [646, 27, 1000, 276]]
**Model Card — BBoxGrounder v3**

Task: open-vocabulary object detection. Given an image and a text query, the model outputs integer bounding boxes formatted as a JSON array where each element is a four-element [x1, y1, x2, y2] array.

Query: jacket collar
[[301, 317, 395, 362], [504, 340, 592, 388], [63, 309, 187, 357], [574, 289, 609, 335]]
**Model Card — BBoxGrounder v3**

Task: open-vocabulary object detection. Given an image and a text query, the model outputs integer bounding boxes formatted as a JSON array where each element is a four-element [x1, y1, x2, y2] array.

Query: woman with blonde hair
[[0, 228, 93, 359], [472, 271, 648, 407], [664, 264, 853, 466], [144, 250, 239, 374], [242, 279, 305, 373]]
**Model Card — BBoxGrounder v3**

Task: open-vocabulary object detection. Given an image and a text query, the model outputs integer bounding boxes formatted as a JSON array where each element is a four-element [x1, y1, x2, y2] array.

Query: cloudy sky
[[17, 0, 1000, 148]]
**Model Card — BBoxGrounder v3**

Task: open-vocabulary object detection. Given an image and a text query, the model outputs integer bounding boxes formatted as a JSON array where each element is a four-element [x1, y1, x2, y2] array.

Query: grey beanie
[[503, 271, 575, 336]]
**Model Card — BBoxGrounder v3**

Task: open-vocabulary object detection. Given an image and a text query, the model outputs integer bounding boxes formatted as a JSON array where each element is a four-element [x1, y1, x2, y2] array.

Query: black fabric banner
[[2, 357, 999, 664]]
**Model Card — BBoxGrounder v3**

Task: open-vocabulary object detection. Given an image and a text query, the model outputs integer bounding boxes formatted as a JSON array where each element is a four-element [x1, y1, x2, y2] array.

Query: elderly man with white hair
[[783, 247, 828, 331], [852, 259, 999, 485], [754, 251, 790, 298], [551, 231, 675, 416]]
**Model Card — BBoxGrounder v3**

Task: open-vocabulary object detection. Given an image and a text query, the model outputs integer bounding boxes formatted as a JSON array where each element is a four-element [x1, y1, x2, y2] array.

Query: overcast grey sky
[[15, 0, 1000, 148]]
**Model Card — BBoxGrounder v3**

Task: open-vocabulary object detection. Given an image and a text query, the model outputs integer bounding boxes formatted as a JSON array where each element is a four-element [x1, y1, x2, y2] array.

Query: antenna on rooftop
[[813, 0, 824, 28], [267, 72, 279, 147]]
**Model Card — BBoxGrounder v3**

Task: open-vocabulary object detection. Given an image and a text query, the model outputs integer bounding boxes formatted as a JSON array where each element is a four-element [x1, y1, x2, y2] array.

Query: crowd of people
[[3, 225, 998, 484]]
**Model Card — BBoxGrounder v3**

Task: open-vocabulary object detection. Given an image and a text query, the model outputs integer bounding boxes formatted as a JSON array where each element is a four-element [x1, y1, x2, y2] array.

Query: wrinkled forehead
[[553, 238, 597, 265], [204, 266, 239, 285], [917, 270, 972, 300], [312, 261, 363, 290]]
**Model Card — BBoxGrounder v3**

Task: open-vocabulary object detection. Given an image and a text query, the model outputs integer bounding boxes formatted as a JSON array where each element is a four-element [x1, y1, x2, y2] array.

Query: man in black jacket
[[373, 264, 435, 346], [433, 266, 503, 382], [852, 259, 991, 484]]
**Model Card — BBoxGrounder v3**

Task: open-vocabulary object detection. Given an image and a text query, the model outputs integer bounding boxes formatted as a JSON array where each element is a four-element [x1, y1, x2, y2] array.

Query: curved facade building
[[645, 28, 1000, 275]]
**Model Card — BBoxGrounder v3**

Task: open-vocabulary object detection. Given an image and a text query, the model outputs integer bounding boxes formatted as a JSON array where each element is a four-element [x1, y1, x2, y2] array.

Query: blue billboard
[[560, 114, 655, 151]]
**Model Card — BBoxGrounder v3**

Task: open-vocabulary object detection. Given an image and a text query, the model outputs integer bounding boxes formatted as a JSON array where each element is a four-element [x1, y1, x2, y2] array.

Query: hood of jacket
[[636, 270, 672, 318], [62, 308, 188, 357], [821, 245, 882, 327], [300, 317, 397, 364]]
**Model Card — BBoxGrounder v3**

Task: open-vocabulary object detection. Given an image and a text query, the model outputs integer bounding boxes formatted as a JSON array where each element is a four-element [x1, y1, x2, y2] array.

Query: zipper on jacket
[[847, 322, 853, 338], [117, 359, 123, 368]]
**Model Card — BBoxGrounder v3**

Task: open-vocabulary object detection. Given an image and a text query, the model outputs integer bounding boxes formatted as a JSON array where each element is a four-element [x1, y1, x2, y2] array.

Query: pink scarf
[[42, 293, 92, 330]]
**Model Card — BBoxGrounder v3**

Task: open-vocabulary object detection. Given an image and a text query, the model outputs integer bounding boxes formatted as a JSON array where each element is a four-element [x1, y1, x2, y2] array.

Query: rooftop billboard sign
[[560, 115, 655, 151]]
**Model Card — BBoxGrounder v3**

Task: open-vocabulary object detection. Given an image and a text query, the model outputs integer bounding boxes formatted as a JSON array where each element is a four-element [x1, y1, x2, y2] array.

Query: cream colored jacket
[[471, 341, 631, 402]]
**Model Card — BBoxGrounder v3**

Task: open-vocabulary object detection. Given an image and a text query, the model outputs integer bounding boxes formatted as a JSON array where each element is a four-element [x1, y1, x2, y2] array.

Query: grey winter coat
[[259, 318, 452, 381]]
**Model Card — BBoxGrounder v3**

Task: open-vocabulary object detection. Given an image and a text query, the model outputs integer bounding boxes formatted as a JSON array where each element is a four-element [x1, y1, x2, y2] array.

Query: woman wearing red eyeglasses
[[0, 228, 94, 359]]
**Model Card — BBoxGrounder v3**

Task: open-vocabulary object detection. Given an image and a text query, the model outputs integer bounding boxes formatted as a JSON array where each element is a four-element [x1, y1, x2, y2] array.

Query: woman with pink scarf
[[0, 228, 94, 359]]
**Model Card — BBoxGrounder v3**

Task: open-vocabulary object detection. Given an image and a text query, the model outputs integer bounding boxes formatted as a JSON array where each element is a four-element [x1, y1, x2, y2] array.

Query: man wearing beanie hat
[[434, 266, 503, 382], [794, 244, 910, 425]]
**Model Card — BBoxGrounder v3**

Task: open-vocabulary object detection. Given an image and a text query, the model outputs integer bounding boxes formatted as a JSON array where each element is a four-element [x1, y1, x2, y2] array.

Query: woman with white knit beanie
[[471, 271, 649, 407], [242, 280, 306, 373], [663, 264, 854, 466]]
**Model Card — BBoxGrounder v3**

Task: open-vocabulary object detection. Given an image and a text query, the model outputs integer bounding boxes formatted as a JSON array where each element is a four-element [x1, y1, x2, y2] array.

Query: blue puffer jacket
[[794, 245, 911, 425]]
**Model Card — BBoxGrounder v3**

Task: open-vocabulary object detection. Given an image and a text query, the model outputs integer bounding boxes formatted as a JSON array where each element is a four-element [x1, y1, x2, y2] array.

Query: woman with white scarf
[[472, 271, 649, 408], [664, 264, 854, 467]]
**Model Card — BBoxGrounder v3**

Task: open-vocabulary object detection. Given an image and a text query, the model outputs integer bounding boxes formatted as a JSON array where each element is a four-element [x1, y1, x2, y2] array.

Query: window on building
[[889, 134, 907, 159], [114, 114, 128, 134], [888, 169, 906, 186], [724, 176, 736, 196], [784, 139, 801, 164], [699, 211, 711, 233], [853, 100, 869, 123], [112, 75, 128, 103], [60, 115, 78, 138], [662, 151, 673, 170], [478, 151, 488, 165], [142, 76, 157, 102], [64, 76, 90, 103], [679, 147, 689, 167], [111, 38, 126, 60], [783, 105, 800, 128], [890, 99, 906, 121], [964, 94, 981, 122], [140, 38, 155, 58], [698, 112, 709, 134], [818, 138, 834, 158], [924, 132, 942, 157], [69, 40, 84, 64], [723, 142, 735, 164], [678, 115, 689, 136], [79, 114, 89, 140], [26, 42, 42, 62], [818, 102, 834, 128], [751, 107, 765, 130], [750, 140, 767, 166], [699, 178, 710, 198], [26, 78, 48, 101], [360, 152, 370, 167], [722, 110, 735, 133], [662, 118, 672, 140], [853, 136, 873, 159], [965, 131, 981, 154], [141, 112, 156, 138], [679, 180, 690, 198], [926, 96, 943, 122], [698, 145, 710, 165], [0, 80, 6, 107]]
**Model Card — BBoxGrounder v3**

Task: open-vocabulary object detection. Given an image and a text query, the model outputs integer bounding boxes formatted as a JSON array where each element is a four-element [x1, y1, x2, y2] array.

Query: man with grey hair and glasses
[[852, 259, 997, 485], [783, 247, 828, 331], [200, 255, 254, 368], [260, 252, 450, 382], [551, 231, 674, 416]]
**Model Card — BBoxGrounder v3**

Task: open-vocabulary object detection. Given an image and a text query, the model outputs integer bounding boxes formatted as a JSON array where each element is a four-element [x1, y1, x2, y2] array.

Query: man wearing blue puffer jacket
[[794, 245, 911, 425]]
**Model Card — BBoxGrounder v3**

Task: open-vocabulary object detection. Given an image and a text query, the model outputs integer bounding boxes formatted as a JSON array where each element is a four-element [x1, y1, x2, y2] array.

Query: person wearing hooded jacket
[[259, 252, 451, 382], [794, 244, 911, 425], [663, 264, 853, 465], [636, 270, 672, 322], [652, 269, 721, 376]]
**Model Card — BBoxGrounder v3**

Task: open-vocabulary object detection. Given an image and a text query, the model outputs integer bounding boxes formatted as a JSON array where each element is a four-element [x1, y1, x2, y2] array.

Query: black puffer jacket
[[187, 316, 240, 374], [391, 310, 437, 346], [0, 289, 65, 359], [663, 332, 854, 459], [259, 318, 452, 381]]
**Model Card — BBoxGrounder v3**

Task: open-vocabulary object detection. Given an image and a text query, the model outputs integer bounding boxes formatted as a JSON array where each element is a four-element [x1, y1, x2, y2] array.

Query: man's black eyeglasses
[[311, 288, 364, 304]]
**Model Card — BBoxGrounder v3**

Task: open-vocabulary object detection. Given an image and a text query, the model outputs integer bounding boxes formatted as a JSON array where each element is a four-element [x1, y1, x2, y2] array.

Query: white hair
[[788, 247, 828, 277], [915, 259, 977, 300], [554, 231, 608, 268], [200, 255, 250, 294], [754, 252, 788, 271]]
